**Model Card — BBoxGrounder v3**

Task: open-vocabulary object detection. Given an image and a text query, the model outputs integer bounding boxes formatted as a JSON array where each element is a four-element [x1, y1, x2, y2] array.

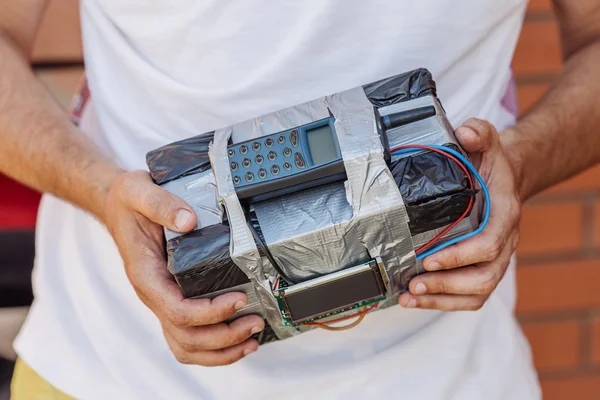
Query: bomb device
[[146, 69, 488, 343]]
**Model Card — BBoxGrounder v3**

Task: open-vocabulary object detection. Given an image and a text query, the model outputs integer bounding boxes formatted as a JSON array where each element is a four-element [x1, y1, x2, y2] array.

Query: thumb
[[122, 171, 198, 233], [455, 118, 500, 153]]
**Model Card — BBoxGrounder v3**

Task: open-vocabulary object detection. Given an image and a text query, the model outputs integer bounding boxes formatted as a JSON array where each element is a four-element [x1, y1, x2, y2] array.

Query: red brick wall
[[26, 1, 600, 399], [516, 2, 600, 399]]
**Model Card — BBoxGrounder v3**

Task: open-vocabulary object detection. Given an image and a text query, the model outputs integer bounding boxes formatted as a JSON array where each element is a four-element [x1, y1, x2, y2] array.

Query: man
[[2, 0, 600, 398]]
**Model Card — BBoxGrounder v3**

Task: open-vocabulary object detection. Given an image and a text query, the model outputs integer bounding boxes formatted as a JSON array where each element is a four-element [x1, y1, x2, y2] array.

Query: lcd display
[[306, 124, 337, 165]]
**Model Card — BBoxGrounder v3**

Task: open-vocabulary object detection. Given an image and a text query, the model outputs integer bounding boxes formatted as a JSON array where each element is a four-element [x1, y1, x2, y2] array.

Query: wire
[[392, 144, 475, 255], [390, 145, 491, 260], [246, 215, 296, 284], [304, 302, 379, 331]]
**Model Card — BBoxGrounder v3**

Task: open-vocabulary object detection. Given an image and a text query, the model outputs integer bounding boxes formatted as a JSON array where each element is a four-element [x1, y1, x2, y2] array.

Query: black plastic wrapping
[[392, 147, 474, 235], [166, 222, 250, 298], [146, 133, 214, 185], [363, 68, 436, 108]]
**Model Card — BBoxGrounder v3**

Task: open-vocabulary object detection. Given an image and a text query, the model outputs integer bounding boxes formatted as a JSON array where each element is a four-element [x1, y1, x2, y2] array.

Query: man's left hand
[[399, 118, 521, 311]]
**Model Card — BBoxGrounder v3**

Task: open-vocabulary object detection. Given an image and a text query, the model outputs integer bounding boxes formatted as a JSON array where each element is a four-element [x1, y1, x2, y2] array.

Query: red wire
[[304, 302, 379, 327], [390, 145, 475, 255]]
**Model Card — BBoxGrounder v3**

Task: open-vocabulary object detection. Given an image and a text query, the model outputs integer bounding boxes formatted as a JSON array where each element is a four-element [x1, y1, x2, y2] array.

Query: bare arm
[[503, 0, 600, 201], [0, 0, 122, 222], [0, 0, 262, 365]]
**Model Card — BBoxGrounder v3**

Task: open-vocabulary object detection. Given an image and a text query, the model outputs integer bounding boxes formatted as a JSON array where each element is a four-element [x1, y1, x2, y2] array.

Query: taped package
[[146, 68, 481, 344]]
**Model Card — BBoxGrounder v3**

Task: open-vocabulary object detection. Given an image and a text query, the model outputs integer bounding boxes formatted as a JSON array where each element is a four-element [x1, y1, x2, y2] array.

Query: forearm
[[502, 11, 600, 201], [0, 33, 123, 221]]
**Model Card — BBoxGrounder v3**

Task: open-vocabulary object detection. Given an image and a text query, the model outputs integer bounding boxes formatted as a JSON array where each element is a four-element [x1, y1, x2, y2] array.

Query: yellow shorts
[[10, 358, 75, 400]]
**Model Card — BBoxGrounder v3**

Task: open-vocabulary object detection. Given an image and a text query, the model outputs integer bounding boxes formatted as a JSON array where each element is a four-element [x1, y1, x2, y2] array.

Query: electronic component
[[228, 117, 347, 201], [275, 259, 386, 325]]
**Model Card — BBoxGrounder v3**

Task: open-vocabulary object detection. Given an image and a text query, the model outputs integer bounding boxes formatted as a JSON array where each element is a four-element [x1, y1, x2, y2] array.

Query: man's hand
[[399, 119, 521, 311], [104, 171, 264, 366]]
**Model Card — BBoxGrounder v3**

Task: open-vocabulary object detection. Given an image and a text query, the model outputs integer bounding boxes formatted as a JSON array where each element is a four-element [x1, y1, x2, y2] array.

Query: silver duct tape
[[230, 101, 329, 144], [324, 88, 416, 296], [268, 220, 369, 282], [162, 170, 222, 241], [209, 127, 294, 340], [380, 96, 457, 150], [253, 182, 369, 281]]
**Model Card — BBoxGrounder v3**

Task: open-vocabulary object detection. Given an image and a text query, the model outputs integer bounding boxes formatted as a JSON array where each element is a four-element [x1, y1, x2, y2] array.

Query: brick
[[542, 374, 600, 400], [517, 83, 549, 115], [521, 319, 581, 371], [513, 20, 562, 76], [543, 165, 600, 194], [518, 202, 582, 256], [516, 260, 600, 313], [596, 200, 600, 247], [592, 317, 600, 366], [31, 0, 82, 62], [527, 0, 553, 13], [36, 67, 85, 110]]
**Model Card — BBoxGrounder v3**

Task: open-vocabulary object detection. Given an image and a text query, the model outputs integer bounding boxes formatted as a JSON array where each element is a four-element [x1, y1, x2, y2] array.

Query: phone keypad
[[228, 118, 335, 189]]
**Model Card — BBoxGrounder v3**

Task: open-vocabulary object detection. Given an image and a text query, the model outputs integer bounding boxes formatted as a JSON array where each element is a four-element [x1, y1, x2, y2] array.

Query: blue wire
[[391, 145, 491, 260]]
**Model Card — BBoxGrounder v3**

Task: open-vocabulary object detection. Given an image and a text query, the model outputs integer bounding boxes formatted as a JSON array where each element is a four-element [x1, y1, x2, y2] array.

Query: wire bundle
[[305, 144, 491, 331], [390, 144, 491, 260], [266, 144, 491, 331]]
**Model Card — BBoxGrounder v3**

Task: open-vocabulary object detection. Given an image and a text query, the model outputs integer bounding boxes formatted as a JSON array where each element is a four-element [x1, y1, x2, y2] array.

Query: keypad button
[[255, 154, 264, 164], [278, 135, 286, 144], [245, 172, 254, 182], [271, 165, 280, 175], [230, 161, 238, 171], [283, 147, 292, 157], [242, 158, 251, 168], [258, 168, 267, 179], [233, 175, 241, 185], [294, 152, 306, 168], [267, 151, 277, 161], [265, 138, 274, 147], [290, 130, 298, 147], [252, 141, 261, 151], [283, 162, 292, 171], [228, 149, 235, 157]]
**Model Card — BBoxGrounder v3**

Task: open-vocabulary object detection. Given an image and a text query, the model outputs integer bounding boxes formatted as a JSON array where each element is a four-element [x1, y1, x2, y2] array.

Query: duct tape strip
[[323, 87, 416, 300], [209, 128, 294, 340]]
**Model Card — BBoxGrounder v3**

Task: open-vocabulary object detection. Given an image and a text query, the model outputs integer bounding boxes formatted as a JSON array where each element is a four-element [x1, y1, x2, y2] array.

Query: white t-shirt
[[15, 1, 541, 399]]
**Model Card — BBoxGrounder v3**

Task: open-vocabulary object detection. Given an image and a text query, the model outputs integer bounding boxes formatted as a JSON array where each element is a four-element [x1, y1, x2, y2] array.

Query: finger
[[423, 198, 519, 272], [165, 315, 265, 351], [423, 229, 506, 272], [411, 243, 513, 296], [165, 333, 259, 367], [455, 118, 499, 153], [399, 291, 487, 311], [119, 170, 197, 233], [152, 282, 250, 328], [129, 259, 249, 329]]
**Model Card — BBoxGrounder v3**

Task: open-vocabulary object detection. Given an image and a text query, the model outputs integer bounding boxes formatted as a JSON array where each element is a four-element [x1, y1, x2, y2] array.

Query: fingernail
[[414, 282, 427, 295], [406, 299, 417, 308], [426, 261, 441, 271], [250, 326, 263, 335], [243, 348, 256, 357], [234, 301, 247, 311], [174, 209, 192, 230]]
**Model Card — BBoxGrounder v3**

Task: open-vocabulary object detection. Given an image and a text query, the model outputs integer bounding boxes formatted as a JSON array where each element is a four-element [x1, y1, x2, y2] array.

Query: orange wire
[[304, 302, 379, 331]]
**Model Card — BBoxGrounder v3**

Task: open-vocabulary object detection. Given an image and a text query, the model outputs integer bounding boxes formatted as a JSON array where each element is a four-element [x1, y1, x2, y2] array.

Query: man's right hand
[[103, 170, 264, 366]]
